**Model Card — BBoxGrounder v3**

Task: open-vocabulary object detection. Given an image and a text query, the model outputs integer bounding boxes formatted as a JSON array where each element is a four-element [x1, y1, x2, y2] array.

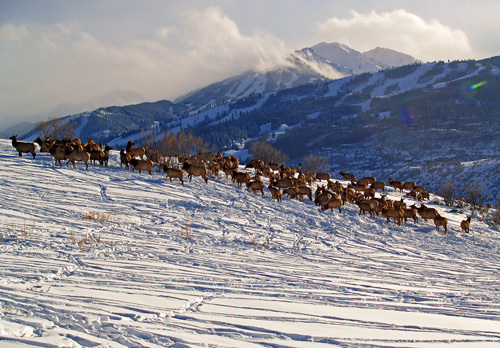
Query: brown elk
[[232, 170, 251, 188], [358, 176, 376, 186], [315, 192, 332, 207], [9, 135, 37, 158], [102, 145, 112, 167], [433, 214, 448, 234], [297, 185, 312, 201], [49, 144, 66, 166], [389, 178, 404, 192], [34, 136, 52, 153], [321, 197, 343, 214], [89, 149, 105, 165], [126, 140, 145, 159], [145, 146, 163, 164], [460, 216, 472, 233], [246, 179, 265, 196], [339, 171, 356, 182], [404, 206, 419, 224], [120, 149, 131, 169], [66, 149, 90, 170], [285, 187, 300, 200], [403, 181, 416, 190], [130, 158, 153, 175], [416, 204, 438, 221], [245, 159, 265, 172], [274, 178, 293, 189], [382, 207, 404, 226], [370, 181, 386, 192], [356, 201, 376, 218], [162, 164, 185, 186], [183, 161, 208, 184], [316, 172, 331, 182], [268, 184, 282, 202]]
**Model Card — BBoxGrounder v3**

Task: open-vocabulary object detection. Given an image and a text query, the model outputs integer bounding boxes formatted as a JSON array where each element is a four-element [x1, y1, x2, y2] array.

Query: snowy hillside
[[1, 139, 500, 347]]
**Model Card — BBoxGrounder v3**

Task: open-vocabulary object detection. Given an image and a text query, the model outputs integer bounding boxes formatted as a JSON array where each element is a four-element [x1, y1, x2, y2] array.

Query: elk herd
[[9, 134, 477, 235]]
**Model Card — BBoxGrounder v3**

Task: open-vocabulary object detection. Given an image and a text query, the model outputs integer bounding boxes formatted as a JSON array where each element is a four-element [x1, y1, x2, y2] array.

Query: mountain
[[50, 89, 149, 118], [0, 121, 36, 139], [1, 89, 149, 137], [2, 138, 500, 346], [23, 44, 500, 200], [310, 42, 381, 74], [173, 42, 419, 114], [363, 46, 420, 68]]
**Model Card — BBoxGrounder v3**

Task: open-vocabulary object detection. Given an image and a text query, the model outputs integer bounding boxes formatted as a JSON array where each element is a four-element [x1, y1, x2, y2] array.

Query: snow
[[1, 139, 500, 347]]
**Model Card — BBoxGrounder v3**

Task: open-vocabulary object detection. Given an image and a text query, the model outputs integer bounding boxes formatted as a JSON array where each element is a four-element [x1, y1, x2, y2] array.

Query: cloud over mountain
[[316, 9, 476, 62]]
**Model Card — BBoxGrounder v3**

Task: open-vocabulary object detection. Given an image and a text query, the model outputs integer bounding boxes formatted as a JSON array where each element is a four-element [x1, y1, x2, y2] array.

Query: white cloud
[[0, 24, 29, 42], [154, 26, 173, 41], [0, 7, 289, 127], [317, 9, 476, 62], [183, 7, 289, 72]]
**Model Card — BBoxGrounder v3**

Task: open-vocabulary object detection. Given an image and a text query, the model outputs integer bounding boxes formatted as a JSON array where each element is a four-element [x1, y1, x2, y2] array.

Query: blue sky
[[1, 0, 499, 128]]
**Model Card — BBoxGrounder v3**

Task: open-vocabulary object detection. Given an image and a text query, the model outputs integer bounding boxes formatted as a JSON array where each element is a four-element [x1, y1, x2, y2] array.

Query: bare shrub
[[249, 139, 289, 164], [154, 131, 214, 167], [36, 117, 76, 139], [440, 180, 457, 206], [181, 221, 192, 240], [303, 153, 329, 173], [464, 183, 489, 212], [82, 212, 114, 222]]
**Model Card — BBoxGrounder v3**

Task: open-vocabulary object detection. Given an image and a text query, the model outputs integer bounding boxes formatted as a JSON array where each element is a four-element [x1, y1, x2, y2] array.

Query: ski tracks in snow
[[1, 141, 500, 347]]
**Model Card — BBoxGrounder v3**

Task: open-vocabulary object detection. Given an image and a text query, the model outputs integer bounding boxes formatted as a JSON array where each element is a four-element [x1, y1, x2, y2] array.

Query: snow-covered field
[[1, 139, 500, 347]]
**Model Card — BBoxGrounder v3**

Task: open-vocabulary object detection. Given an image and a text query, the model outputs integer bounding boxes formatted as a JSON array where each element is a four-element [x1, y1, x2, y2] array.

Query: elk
[[356, 201, 376, 219], [433, 214, 448, 234], [460, 216, 472, 233], [274, 178, 293, 189], [245, 159, 265, 172], [246, 179, 265, 196], [34, 136, 52, 153], [182, 161, 208, 184], [102, 145, 112, 167], [162, 164, 185, 186], [130, 158, 153, 175], [339, 171, 356, 182], [404, 205, 419, 224], [370, 181, 386, 192], [297, 185, 312, 201], [321, 197, 343, 214], [416, 204, 438, 221], [285, 187, 300, 200], [49, 144, 67, 166], [268, 184, 282, 202], [389, 178, 404, 192], [145, 146, 163, 164], [120, 149, 131, 170], [66, 149, 90, 170], [358, 176, 376, 186], [403, 181, 416, 190], [314, 191, 332, 207], [9, 135, 37, 158], [382, 207, 404, 226], [316, 172, 331, 182], [126, 140, 146, 159], [89, 149, 105, 166], [232, 170, 251, 188]]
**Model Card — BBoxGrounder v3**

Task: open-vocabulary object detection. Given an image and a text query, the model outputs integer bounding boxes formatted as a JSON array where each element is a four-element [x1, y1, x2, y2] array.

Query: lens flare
[[399, 106, 418, 127], [461, 80, 487, 98], [467, 81, 487, 92]]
